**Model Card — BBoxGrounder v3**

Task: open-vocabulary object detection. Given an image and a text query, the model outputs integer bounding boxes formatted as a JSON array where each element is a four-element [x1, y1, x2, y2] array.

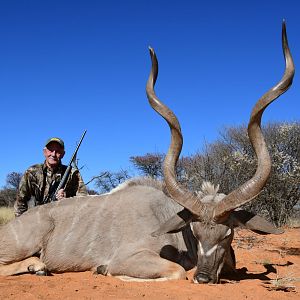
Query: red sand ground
[[0, 228, 299, 300]]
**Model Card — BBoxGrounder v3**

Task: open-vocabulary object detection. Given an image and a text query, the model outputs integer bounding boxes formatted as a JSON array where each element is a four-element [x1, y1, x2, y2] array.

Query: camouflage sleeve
[[14, 172, 32, 217], [75, 170, 88, 196], [64, 169, 88, 197]]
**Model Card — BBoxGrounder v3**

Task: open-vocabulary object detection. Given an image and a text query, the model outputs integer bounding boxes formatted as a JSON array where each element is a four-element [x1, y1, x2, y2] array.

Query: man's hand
[[56, 189, 66, 200]]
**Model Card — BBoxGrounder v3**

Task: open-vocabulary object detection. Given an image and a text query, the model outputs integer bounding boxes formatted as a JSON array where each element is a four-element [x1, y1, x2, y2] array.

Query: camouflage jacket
[[14, 161, 88, 216]]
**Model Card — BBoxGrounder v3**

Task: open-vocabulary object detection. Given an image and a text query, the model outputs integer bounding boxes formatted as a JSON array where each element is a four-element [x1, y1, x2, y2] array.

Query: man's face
[[43, 142, 65, 169]]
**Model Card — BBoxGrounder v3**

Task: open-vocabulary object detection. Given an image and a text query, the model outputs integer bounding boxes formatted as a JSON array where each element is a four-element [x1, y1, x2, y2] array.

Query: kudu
[[0, 22, 294, 283]]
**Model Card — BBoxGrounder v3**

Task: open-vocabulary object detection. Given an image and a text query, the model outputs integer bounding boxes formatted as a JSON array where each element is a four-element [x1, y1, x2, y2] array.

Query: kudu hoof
[[35, 270, 48, 276], [28, 264, 48, 276], [96, 265, 108, 275]]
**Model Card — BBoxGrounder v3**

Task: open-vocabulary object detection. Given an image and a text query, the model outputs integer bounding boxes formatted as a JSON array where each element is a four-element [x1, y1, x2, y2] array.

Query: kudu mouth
[[193, 272, 218, 284], [146, 21, 294, 228]]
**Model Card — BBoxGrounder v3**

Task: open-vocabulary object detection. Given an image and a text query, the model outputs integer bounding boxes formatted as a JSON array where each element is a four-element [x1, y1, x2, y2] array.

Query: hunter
[[14, 137, 88, 216]]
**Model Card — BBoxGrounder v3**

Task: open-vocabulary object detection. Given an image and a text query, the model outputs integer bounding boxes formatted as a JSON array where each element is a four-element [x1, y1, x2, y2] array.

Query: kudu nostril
[[195, 273, 211, 284]]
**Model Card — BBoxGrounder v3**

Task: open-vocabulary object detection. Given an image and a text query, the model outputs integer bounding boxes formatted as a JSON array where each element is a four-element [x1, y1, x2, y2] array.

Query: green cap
[[45, 137, 65, 149]]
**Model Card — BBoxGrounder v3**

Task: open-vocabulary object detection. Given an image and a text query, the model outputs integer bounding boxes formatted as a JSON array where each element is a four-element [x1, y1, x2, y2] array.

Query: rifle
[[45, 130, 87, 203]]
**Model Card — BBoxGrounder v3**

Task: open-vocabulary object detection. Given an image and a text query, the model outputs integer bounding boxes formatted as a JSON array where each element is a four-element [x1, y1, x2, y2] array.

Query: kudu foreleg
[[0, 213, 54, 276], [104, 250, 187, 282], [0, 257, 47, 276]]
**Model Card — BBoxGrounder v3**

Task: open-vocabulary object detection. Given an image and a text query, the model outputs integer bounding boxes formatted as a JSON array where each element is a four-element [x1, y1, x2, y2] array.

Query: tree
[[0, 172, 23, 207], [244, 123, 300, 225], [93, 170, 130, 194], [181, 122, 300, 226], [5, 172, 22, 190], [89, 122, 300, 226], [130, 153, 164, 178], [130, 153, 187, 182], [0, 189, 16, 207]]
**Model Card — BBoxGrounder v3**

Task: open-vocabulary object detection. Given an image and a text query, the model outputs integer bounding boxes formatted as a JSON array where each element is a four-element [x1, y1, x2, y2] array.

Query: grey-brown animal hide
[[0, 179, 276, 282], [0, 180, 193, 277]]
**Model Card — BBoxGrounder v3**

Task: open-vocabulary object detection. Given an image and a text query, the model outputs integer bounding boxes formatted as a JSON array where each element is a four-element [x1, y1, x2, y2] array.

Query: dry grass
[[254, 249, 299, 293], [262, 272, 300, 292], [0, 206, 15, 225], [286, 216, 300, 228], [234, 229, 266, 250]]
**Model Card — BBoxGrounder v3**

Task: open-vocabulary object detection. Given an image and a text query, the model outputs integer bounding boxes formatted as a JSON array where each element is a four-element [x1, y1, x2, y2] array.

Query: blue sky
[[0, 0, 299, 189]]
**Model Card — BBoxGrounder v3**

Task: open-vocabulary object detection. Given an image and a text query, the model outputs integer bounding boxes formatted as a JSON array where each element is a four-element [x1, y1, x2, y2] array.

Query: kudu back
[[0, 22, 294, 283]]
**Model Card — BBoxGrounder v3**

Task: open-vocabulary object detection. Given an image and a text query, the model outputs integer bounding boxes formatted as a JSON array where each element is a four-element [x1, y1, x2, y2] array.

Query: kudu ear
[[151, 209, 193, 237], [231, 210, 284, 234]]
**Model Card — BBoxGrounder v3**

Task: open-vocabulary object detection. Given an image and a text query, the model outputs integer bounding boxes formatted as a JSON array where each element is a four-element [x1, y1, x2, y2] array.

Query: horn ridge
[[214, 21, 295, 219], [146, 47, 204, 215]]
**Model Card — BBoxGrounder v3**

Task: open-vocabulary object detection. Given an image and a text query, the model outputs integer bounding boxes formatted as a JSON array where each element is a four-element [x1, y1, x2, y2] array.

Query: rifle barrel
[[53, 130, 87, 199], [69, 130, 87, 165]]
